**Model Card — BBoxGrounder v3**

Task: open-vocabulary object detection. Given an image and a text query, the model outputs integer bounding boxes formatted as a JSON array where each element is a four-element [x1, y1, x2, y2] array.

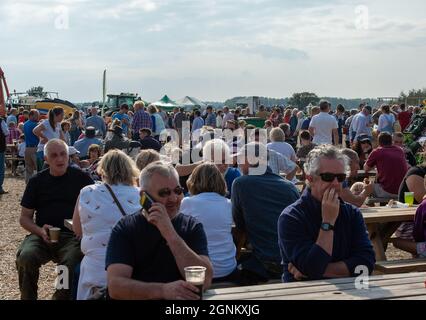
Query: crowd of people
[[0, 99, 425, 300]]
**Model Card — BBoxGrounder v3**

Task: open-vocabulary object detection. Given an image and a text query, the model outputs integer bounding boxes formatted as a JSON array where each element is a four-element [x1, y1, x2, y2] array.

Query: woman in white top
[[180, 163, 237, 281], [72, 149, 141, 300], [33, 107, 65, 170]]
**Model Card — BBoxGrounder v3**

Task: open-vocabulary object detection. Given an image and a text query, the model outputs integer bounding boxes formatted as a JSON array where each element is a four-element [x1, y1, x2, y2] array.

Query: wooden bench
[[375, 258, 426, 274], [4, 143, 21, 175], [4, 155, 22, 175]]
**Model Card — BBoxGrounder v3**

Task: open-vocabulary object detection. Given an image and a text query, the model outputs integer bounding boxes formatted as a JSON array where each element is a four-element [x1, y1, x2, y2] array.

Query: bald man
[[16, 139, 94, 300]]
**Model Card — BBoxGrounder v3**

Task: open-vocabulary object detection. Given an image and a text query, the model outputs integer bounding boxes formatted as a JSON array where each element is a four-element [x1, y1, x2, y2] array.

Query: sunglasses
[[158, 186, 185, 198], [319, 172, 347, 183]]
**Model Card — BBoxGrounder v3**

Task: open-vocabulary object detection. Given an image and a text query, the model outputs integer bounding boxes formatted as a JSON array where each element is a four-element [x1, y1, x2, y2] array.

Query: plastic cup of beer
[[49, 227, 61, 243], [404, 192, 414, 207], [184, 266, 206, 300]]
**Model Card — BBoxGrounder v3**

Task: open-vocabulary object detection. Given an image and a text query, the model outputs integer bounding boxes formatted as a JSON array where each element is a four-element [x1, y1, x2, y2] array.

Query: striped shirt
[[6, 127, 21, 144], [132, 110, 152, 132]]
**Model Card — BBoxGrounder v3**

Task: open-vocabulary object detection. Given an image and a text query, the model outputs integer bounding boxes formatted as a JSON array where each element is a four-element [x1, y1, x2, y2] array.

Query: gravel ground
[[0, 173, 411, 300], [0, 175, 56, 300]]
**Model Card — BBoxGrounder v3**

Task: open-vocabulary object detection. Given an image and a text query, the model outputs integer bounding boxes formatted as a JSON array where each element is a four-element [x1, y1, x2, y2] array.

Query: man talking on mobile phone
[[106, 161, 213, 300], [278, 145, 375, 282]]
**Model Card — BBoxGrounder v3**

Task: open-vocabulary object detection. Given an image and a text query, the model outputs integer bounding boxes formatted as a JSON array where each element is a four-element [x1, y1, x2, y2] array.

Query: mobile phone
[[140, 192, 154, 213]]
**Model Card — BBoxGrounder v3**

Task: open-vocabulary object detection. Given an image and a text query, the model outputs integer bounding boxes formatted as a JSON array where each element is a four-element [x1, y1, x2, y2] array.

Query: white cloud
[[147, 24, 165, 32], [0, 1, 55, 27], [1, 0, 425, 102], [97, 0, 159, 19]]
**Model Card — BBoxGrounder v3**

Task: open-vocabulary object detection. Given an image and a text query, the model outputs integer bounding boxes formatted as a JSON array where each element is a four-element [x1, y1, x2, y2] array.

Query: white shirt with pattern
[[77, 183, 141, 300]]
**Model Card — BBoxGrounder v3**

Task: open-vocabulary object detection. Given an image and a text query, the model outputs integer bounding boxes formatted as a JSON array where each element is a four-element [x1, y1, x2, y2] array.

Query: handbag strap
[[104, 184, 127, 217]]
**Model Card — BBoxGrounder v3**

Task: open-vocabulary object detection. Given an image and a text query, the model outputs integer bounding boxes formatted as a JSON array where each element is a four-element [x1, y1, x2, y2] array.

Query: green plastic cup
[[404, 192, 414, 206]]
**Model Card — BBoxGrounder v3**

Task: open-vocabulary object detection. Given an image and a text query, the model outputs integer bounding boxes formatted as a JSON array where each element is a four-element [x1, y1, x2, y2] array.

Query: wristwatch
[[320, 222, 335, 231]]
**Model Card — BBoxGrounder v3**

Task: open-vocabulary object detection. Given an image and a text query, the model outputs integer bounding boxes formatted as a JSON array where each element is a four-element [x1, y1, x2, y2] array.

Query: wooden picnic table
[[204, 272, 426, 300], [357, 169, 377, 177], [5, 143, 19, 174], [361, 206, 417, 261], [64, 219, 73, 232]]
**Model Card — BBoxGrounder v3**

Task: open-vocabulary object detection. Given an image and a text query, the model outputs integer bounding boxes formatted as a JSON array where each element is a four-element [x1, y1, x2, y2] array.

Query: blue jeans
[[70, 129, 81, 146], [0, 152, 4, 191], [36, 151, 44, 171]]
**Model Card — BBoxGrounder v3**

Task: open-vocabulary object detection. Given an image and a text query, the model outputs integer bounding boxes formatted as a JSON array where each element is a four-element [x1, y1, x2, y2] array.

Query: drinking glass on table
[[184, 266, 206, 300]]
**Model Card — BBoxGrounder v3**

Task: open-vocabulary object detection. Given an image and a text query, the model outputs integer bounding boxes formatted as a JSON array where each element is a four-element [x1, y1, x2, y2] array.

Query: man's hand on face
[[321, 188, 340, 225], [147, 203, 176, 240], [288, 263, 306, 281]]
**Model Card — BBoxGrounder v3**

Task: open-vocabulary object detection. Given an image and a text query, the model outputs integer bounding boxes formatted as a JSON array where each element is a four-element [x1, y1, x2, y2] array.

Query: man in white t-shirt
[[308, 100, 338, 145]]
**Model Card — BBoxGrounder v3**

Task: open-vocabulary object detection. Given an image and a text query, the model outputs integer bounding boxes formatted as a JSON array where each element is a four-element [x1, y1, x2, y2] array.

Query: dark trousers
[[236, 252, 282, 286], [16, 233, 83, 300], [70, 129, 81, 146], [212, 268, 242, 284]]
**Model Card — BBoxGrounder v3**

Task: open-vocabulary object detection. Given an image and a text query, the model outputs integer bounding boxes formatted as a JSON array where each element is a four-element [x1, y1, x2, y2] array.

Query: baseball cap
[[68, 146, 80, 156], [357, 134, 371, 142]]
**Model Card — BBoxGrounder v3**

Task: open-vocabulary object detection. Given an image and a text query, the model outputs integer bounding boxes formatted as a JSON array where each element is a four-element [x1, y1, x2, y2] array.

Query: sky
[[0, 0, 425, 103]]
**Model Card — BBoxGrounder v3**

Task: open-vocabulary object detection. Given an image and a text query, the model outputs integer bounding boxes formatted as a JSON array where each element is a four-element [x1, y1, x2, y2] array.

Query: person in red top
[[283, 109, 291, 124], [18, 110, 29, 124], [364, 132, 408, 198], [269, 108, 282, 127], [397, 103, 412, 132]]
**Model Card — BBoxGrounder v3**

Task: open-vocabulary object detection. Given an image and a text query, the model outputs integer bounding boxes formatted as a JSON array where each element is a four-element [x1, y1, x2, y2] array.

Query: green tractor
[[102, 93, 143, 116]]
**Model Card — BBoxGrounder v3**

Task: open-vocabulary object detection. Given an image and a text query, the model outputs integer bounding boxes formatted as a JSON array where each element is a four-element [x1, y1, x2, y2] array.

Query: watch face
[[321, 223, 332, 231]]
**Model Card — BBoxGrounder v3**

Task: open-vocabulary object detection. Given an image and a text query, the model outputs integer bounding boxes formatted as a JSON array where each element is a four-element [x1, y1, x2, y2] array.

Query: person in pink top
[[6, 121, 21, 144], [364, 132, 408, 198]]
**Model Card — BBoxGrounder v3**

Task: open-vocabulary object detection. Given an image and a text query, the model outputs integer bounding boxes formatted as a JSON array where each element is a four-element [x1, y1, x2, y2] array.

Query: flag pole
[[102, 69, 106, 117]]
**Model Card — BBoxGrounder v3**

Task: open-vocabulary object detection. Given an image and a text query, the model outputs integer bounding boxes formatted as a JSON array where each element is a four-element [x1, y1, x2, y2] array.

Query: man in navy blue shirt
[[232, 142, 300, 285], [23, 109, 40, 183], [139, 128, 162, 152], [278, 145, 375, 282]]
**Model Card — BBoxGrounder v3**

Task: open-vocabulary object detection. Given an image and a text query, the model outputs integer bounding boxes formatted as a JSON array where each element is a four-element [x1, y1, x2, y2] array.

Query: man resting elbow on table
[[278, 145, 376, 282], [339, 148, 374, 208]]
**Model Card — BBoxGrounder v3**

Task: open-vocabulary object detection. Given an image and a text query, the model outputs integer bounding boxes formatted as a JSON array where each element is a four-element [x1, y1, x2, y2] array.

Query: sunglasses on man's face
[[157, 186, 185, 198], [319, 172, 347, 183]]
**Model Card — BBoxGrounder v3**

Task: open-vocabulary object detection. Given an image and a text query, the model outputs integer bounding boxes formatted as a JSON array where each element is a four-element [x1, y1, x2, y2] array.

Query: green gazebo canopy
[[151, 95, 178, 111]]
